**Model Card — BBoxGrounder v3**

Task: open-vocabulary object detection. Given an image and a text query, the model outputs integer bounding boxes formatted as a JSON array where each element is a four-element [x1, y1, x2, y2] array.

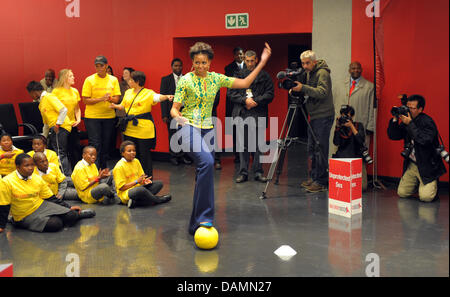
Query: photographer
[[290, 50, 335, 193], [333, 105, 369, 191], [387, 95, 446, 202]]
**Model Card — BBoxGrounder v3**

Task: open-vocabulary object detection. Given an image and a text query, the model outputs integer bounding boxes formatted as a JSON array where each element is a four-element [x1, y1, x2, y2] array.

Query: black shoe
[[235, 174, 248, 183], [254, 174, 268, 183], [181, 157, 192, 165], [79, 209, 96, 219], [170, 158, 179, 166], [214, 162, 222, 170], [157, 194, 172, 204], [102, 196, 116, 205]]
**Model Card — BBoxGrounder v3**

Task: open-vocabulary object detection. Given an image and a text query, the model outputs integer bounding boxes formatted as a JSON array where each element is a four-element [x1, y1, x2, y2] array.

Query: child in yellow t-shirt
[[27, 135, 60, 169], [0, 153, 95, 233], [33, 152, 79, 201], [0, 133, 24, 177], [71, 146, 117, 205], [113, 140, 171, 208]]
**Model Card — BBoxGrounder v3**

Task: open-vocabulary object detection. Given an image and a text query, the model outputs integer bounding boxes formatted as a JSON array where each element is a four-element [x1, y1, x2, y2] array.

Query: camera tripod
[[259, 95, 328, 199]]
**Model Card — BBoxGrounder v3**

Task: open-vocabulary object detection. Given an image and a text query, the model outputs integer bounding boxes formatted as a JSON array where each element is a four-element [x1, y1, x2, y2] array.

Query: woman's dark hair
[[107, 65, 114, 76], [122, 67, 135, 81], [15, 153, 32, 166], [189, 42, 214, 60], [26, 81, 44, 92], [407, 94, 426, 110], [131, 71, 146, 87], [120, 140, 136, 154]]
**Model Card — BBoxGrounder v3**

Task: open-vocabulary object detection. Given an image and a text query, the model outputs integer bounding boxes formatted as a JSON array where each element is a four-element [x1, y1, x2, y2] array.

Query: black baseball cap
[[94, 55, 108, 65]]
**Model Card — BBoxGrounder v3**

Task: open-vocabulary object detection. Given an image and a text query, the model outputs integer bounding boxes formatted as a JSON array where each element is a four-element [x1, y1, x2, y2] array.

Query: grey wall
[[312, 0, 353, 155]]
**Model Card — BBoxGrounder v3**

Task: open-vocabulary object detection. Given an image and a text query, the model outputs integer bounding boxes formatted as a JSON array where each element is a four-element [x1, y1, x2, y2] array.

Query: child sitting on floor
[[71, 146, 117, 205], [113, 140, 171, 209], [0, 133, 24, 177]]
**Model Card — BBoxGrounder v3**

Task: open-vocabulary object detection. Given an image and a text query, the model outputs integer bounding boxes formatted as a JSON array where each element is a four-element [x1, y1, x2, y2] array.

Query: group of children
[[0, 133, 171, 233]]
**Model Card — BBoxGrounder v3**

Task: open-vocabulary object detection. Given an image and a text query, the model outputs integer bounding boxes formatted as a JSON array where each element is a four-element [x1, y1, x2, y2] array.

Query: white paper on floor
[[274, 245, 297, 261]]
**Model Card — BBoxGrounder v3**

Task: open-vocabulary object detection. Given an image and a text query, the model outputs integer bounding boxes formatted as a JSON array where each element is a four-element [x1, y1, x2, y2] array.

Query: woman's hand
[[175, 116, 189, 127], [70, 206, 82, 214], [260, 42, 272, 65]]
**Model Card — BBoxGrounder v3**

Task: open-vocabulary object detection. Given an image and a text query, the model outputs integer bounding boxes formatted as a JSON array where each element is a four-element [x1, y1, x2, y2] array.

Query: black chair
[[19, 102, 44, 135], [0, 103, 39, 151]]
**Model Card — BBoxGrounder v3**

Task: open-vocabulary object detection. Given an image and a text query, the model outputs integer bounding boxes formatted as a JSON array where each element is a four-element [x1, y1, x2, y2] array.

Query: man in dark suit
[[228, 50, 274, 183], [160, 58, 191, 166], [225, 47, 246, 164]]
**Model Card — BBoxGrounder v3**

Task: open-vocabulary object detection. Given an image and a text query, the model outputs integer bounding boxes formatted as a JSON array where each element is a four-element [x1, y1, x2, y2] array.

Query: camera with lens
[[360, 146, 373, 164], [436, 145, 450, 163], [391, 94, 410, 118], [276, 68, 305, 91], [401, 143, 413, 159], [338, 115, 351, 125]]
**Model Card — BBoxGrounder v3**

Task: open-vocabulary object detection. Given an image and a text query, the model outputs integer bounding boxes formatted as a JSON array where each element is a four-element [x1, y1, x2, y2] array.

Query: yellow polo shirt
[[113, 158, 144, 204], [27, 149, 60, 168], [0, 171, 54, 222], [82, 73, 121, 119], [0, 147, 24, 176], [34, 163, 66, 195], [71, 159, 102, 204], [121, 88, 157, 139], [52, 87, 81, 125], [39, 92, 72, 133]]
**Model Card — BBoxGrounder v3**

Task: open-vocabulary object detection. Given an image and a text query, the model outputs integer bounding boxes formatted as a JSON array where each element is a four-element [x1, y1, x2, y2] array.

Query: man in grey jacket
[[291, 50, 335, 192]]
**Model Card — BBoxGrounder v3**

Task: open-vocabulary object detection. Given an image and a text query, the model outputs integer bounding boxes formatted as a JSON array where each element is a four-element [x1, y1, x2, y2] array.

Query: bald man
[[33, 152, 79, 201], [39, 69, 57, 94], [342, 61, 375, 148]]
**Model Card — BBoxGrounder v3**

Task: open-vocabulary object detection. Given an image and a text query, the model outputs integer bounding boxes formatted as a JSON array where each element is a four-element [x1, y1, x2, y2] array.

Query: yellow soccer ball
[[194, 226, 219, 250]]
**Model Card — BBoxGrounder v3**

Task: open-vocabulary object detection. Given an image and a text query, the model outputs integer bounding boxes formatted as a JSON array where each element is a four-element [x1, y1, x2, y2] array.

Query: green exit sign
[[226, 13, 249, 29]]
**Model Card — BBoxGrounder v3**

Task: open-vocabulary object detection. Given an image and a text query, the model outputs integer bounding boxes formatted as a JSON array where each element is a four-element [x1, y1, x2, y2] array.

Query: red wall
[[351, 0, 449, 182], [1, 0, 448, 182], [0, 0, 313, 151]]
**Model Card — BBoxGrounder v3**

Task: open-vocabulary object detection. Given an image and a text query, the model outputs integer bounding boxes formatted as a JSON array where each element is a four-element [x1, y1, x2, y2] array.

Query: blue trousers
[[178, 125, 215, 234]]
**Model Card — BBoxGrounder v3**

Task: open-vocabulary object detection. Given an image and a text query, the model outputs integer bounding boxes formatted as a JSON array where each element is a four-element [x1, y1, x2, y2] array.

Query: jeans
[[84, 118, 116, 169], [178, 125, 215, 234], [307, 115, 334, 186]]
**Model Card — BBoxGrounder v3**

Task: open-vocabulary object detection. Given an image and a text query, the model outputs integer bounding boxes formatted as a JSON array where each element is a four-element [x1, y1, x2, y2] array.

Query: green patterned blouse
[[174, 72, 235, 129]]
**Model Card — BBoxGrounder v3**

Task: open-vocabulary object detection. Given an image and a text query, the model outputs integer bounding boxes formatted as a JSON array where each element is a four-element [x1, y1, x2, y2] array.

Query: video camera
[[391, 94, 410, 118], [276, 68, 305, 90]]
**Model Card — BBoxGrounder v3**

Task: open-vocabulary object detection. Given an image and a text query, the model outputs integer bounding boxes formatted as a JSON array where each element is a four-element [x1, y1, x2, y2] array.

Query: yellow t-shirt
[[34, 163, 66, 195], [121, 88, 157, 139], [51, 87, 81, 125], [0, 147, 24, 176], [82, 73, 121, 119], [113, 158, 144, 204], [71, 160, 102, 204], [39, 92, 73, 133], [27, 149, 60, 168], [0, 171, 54, 222]]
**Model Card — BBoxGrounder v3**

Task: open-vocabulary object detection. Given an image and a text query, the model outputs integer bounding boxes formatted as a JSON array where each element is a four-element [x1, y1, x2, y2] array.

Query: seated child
[[33, 152, 79, 201], [0, 133, 24, 177], [0, 153, 95, 233], [113, 140, 171, 209], [71, 146, 117, 205], [27, 135, 60, 169]]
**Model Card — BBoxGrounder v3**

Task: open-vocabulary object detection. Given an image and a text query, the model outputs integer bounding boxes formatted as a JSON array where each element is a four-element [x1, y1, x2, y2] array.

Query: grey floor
[[0, 144, 448, 277]]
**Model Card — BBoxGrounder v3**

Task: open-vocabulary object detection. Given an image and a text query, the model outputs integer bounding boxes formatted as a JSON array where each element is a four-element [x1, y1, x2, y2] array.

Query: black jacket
[[333, 121, 366, 158], [224, 62, 246, 117], [387, 113, 446, 184], [160, 73, 177, 120], [228, 69, 274, 124]]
